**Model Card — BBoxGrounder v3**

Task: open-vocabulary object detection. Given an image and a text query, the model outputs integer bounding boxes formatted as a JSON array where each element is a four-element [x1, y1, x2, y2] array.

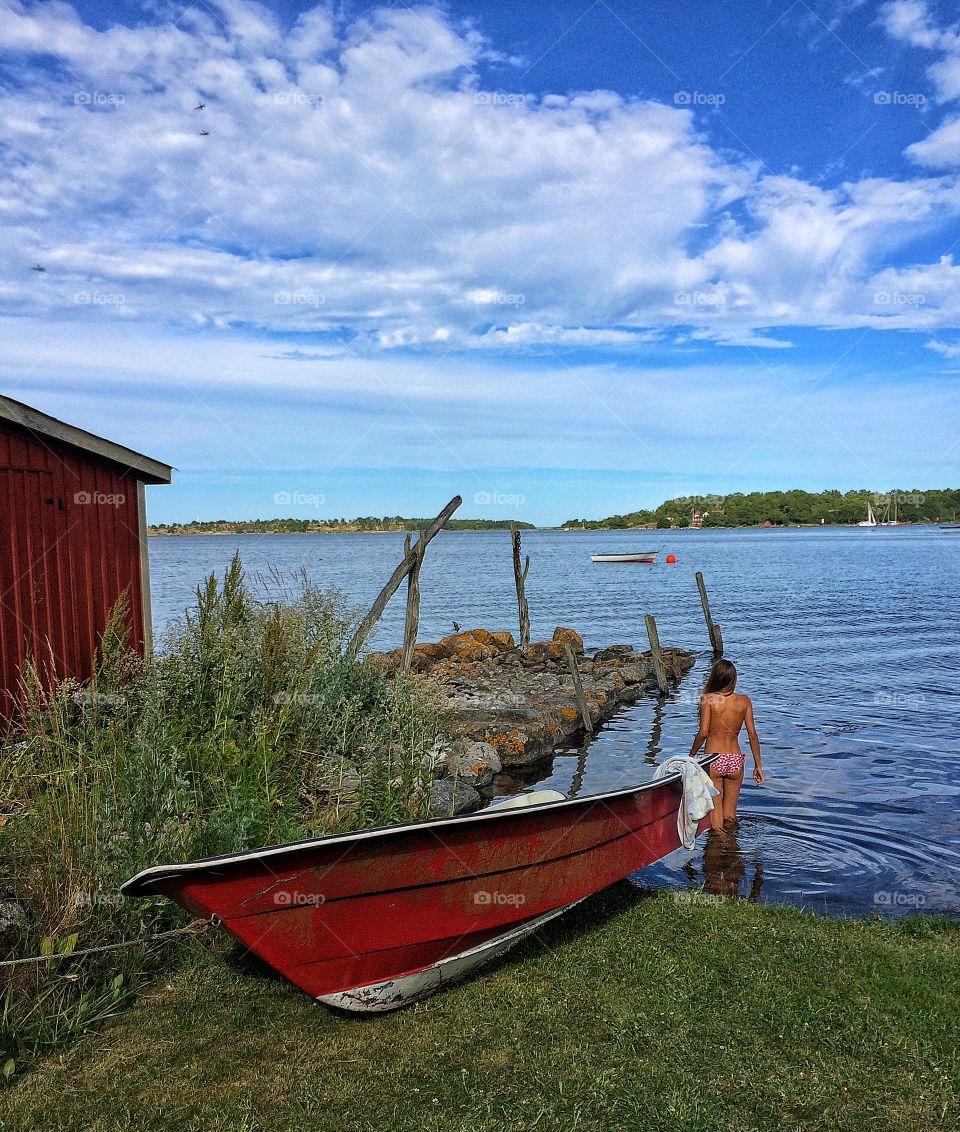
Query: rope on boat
[[0, 916, 216, 969]]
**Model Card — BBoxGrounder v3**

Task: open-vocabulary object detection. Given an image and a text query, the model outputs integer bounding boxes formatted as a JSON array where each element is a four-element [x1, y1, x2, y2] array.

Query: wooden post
[[347, 496, 461, 657], [562, 642, 593, 734], [695, 571, 724, 656], [644, 613, 669, 696], [511, 525, 531, 649], [400, 532, 424, 674]]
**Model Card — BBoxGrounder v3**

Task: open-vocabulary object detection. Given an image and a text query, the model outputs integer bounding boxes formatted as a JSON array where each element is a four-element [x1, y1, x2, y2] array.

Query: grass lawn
[[1, 887, 957, 1132]]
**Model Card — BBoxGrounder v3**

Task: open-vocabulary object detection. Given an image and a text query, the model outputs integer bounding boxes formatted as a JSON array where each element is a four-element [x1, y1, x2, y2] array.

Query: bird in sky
[[32, 264, 45, 272], [199, 129, 209, 136], [452, 621, 461, 632], [194, 102, 205, 110]]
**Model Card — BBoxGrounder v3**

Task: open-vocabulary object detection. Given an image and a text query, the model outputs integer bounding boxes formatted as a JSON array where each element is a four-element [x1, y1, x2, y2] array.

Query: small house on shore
[[0, 396, 171, 709]]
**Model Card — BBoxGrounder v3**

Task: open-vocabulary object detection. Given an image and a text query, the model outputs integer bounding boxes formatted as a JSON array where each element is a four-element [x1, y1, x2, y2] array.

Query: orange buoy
[[665, 554, 677, 564]]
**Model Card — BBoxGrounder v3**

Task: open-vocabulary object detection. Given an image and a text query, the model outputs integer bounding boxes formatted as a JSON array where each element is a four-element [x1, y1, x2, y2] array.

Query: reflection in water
[[697, 828, 764, 901]]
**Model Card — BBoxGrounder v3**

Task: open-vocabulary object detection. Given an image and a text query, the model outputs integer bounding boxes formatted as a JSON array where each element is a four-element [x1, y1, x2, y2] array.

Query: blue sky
[[2, 0, 960, 524]]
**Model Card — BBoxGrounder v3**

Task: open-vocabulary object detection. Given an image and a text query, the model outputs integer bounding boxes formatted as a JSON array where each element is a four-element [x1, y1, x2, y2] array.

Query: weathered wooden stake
[[347, 495, 461, 657], [400, 531, 424, 673], [695, 570, 724, 656], [644, 613, 669, 696], [511, 525, 531, 649], [562, 642, 593, 734]]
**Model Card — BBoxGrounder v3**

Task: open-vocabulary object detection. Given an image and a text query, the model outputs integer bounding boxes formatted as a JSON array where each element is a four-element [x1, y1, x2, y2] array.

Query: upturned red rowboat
[[122, 755, 716, 1011]]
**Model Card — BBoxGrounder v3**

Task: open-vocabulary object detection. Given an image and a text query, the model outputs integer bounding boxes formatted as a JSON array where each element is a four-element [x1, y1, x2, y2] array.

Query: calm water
[[149, 528, 960, 919]]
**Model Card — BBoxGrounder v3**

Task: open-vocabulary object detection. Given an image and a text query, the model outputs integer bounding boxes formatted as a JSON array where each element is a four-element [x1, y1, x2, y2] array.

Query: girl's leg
[[722, 771, 744, 824], [708, 769, 725, 830]]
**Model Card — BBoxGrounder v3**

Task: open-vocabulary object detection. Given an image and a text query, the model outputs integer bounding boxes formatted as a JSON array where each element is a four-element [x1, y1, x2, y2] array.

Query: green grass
[[1, 889, 957, 1132]]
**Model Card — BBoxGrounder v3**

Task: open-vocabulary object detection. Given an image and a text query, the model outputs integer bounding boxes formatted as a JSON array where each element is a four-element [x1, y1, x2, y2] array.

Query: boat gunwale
[[121, 755, 717, 896]]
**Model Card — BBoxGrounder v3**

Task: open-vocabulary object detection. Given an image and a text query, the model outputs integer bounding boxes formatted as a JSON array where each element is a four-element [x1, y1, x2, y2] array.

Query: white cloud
[[0, 0, 959, 352]]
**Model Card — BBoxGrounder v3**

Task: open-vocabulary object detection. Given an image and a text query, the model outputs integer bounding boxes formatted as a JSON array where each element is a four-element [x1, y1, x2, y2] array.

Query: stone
[[438, 632, 498, 662], [0, 899, 27, 953], [490, 630, 516, 650], [618, 664, 647, 685], [443, 739, 502, 787], [429, 778, 483, 817], [302, 755, 361, 800], [524, 641, 565, 663], [552, 627, 584, 653]]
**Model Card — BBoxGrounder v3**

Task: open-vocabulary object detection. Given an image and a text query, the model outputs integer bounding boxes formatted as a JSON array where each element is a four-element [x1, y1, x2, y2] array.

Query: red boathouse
[[0, 396, 172, 709]]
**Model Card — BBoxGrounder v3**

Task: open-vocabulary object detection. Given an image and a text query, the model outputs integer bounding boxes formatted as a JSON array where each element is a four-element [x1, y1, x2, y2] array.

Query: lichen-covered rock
[[443, 739, 502, 787], [0, 899, 27, 953], [429, 778, 483, 817], [302, 755, 361, 800], [438, 632, 498, 662], [490, 630, 516, 650], [552, 627, 584, 653], [524, 641, 565, 663]]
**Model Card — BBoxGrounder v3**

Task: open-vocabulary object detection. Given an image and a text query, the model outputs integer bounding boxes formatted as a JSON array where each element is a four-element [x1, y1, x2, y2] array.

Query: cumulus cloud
[[0, 0, 959, 351]]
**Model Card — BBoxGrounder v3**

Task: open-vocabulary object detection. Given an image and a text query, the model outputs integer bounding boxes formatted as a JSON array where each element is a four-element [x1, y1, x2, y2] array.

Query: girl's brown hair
[[702, 657, 737, 696]]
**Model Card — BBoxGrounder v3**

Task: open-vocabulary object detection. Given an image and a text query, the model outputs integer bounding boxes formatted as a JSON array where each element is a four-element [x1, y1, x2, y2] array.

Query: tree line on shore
[[149, 517, 536, 535], [563, 487, 960, 529]]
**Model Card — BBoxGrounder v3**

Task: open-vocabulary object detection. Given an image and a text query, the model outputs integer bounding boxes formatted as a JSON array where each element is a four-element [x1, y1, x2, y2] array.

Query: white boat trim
[[317, 899, 585, 1012]]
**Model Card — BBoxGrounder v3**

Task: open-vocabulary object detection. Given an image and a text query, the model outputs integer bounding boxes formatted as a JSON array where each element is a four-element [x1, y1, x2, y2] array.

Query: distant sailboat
[[857, 502, 878, 527], [880, 494, 906, 526]]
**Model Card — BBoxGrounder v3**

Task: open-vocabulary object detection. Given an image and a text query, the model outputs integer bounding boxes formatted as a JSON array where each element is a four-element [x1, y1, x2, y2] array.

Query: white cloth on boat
[[653, 756, 719, 850]]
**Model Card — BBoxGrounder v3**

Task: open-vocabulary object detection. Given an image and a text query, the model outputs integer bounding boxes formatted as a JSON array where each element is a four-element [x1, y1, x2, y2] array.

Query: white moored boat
[[590, 551, 658, 564]]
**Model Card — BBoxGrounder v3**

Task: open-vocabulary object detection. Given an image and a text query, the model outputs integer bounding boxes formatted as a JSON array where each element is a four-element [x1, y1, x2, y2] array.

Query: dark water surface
[[149, 527, 960, 919]]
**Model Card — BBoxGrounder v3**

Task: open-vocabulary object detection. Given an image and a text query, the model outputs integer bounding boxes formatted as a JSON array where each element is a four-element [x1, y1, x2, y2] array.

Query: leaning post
[[644, 614, 670, 696], [347, 496, 461, 658], [562, 642, 593, 735], [695, 571, 724, 656]]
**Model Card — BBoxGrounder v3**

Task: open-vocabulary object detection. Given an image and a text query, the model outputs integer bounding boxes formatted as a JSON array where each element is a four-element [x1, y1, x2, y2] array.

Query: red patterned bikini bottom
[[710, 752, 745, 778]]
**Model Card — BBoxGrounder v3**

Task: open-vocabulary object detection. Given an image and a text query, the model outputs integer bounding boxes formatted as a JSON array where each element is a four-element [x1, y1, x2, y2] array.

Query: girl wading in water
[[689, 659, 764, 831]]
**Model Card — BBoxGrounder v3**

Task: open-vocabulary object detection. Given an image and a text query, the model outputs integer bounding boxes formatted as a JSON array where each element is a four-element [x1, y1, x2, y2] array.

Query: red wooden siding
[[0, 423, 147, 709]]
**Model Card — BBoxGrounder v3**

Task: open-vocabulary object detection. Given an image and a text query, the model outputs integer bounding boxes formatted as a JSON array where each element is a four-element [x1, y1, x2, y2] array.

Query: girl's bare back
[[702, 691, 751, 754]]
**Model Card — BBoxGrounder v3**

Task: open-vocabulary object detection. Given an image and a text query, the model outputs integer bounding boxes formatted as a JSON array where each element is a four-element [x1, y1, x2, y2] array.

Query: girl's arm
[[745, 698, 764, 784], [688, 697, 710, 758]]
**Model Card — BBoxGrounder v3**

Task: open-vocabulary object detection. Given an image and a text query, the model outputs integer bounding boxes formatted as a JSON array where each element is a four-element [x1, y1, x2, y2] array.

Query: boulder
[[490, 630, 516, 650], [443, 739, 502, 787], [552, 627, 584, 654], [429, 779, 483, 817], [438, 632, 498, 662], [302, 755, 361, 800], [0, 899, 27, 953], [524, 641, 565, 663]]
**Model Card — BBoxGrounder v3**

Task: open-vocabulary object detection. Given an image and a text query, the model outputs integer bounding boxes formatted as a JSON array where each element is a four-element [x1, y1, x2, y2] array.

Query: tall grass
[[0, 556, 446, 1075]]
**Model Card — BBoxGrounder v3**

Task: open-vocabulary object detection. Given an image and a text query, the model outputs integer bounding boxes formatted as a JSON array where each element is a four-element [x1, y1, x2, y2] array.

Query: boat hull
[[122, 759, 716, 1008], [590, 552, 657, 563]]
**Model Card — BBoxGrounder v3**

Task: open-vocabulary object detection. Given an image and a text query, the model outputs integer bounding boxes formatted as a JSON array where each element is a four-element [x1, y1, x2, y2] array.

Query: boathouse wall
[[0, 397, 171, 709]]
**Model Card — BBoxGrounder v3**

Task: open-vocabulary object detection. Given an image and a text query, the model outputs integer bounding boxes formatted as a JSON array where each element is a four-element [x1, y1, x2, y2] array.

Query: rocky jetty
[[367, 627, 696, 816]]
